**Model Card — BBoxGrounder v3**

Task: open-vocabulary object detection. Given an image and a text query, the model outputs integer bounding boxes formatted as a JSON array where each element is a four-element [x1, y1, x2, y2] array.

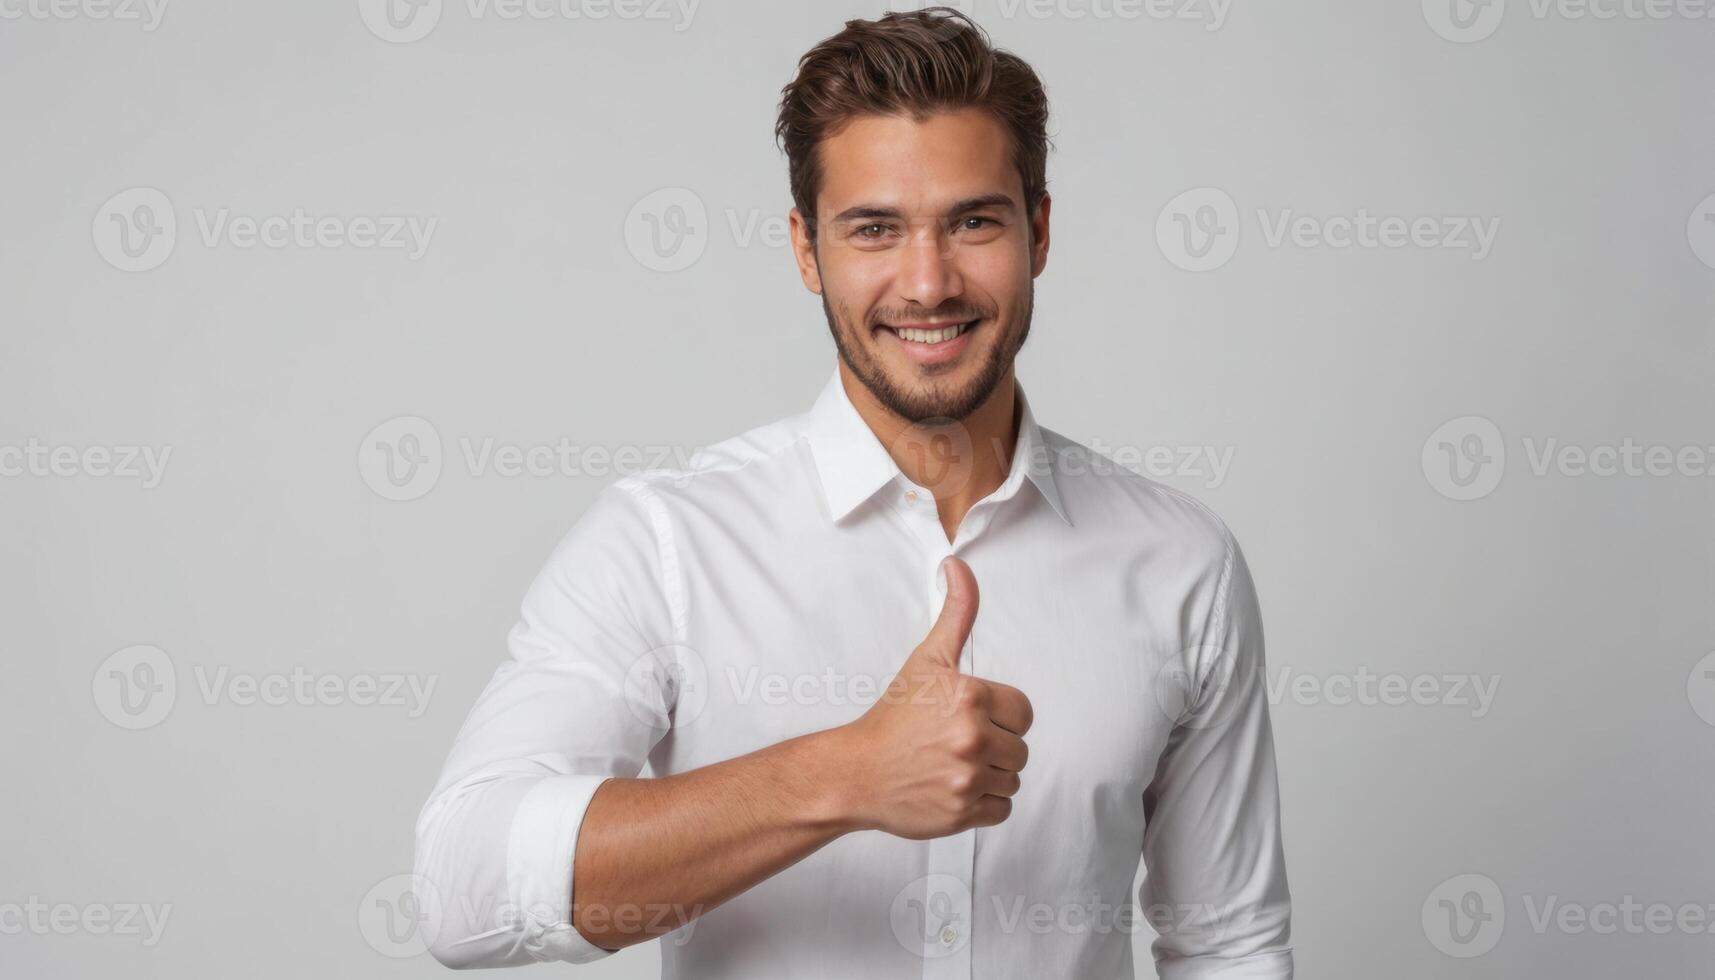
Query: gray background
[[4, 0, 1713, 977]]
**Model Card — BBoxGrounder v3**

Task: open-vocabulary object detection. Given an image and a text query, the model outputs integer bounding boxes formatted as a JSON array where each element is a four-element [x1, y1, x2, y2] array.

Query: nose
[[896, 219, 964, 311]]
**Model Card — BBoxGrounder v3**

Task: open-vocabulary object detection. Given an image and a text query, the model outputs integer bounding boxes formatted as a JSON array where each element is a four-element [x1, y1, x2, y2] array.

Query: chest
[[653, 533, 1184, 814]]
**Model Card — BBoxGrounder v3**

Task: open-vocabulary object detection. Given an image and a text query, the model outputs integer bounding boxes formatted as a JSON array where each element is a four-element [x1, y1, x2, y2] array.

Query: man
[[414, 8, 1292, 978]]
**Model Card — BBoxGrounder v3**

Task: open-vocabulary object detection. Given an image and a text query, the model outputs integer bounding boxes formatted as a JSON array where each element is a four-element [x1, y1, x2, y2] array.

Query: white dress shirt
[[413, 366, 1293, 979]]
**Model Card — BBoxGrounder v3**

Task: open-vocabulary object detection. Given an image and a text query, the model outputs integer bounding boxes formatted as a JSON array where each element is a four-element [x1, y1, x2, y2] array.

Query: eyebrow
[[830, 193, 1016, 225]]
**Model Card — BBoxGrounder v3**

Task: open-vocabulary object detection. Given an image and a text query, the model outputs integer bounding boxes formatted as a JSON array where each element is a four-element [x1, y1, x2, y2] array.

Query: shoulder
[[601, 410, 810, 510], [553, 408, 813, 557], [1040, 426, 1240, 570]]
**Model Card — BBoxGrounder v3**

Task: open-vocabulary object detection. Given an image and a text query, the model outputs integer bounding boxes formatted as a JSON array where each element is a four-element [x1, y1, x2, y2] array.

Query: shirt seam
[[1136, 479, 1239, 698], [612, 476, 688, 648]]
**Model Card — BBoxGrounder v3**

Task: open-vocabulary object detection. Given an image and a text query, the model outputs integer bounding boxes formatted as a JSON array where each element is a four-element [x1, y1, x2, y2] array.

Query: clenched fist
[[830, 556, 1033, 840]]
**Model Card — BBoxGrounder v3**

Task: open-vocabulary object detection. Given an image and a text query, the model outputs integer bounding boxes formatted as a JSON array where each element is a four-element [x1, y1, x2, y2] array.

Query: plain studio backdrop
[[3, 1, 1712, 977]]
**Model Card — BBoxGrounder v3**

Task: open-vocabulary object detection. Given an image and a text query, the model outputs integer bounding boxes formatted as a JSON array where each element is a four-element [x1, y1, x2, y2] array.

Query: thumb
[[915, 556, 979, 670]]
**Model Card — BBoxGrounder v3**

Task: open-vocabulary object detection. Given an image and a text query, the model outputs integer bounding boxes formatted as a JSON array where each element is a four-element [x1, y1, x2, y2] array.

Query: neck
[[837, 361, 1019, 542]]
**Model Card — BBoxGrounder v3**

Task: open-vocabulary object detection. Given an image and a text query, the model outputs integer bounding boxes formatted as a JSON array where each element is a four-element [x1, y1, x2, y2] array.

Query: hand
[[831, 556, 1033, 839]]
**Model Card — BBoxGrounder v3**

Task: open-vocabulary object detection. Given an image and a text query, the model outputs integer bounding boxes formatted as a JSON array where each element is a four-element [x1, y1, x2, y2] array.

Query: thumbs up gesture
[[831, 557, 1033, 840]]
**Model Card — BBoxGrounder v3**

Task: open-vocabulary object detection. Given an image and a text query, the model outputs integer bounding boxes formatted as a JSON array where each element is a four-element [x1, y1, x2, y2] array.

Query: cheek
[[952, 250, 1025, 311], [954, 231, 1026, 272], [821, 256, 891, 320]]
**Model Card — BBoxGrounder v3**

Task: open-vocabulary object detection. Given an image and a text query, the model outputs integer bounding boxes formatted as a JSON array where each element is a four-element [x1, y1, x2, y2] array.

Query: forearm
[[571, 725, 860, 951]]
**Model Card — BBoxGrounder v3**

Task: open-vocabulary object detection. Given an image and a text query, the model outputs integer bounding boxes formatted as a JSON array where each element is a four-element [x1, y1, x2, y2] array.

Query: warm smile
[[877, 318, 983, 366]]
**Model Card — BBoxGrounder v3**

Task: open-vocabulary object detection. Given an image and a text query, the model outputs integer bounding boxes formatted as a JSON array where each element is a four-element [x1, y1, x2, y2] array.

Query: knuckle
[[954, 678, 988, 709], [950, 723, 985, 759]]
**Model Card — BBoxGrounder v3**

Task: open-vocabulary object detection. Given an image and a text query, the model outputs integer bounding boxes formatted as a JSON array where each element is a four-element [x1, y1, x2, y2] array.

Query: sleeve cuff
[[506, 773, 616, 964]]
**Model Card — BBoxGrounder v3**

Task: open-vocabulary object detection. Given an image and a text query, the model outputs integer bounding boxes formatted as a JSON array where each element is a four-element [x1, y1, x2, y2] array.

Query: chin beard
[[821, 283, 1033, 425]]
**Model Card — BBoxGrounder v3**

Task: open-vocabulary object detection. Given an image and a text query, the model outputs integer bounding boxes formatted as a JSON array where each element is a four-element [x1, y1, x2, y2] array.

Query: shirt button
[[940, 925, 958, 945], [903, 490, 918, 504]]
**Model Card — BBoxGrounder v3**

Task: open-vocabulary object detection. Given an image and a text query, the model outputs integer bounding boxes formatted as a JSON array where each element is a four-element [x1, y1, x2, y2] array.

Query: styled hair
[[774, 6, 1052, 245]]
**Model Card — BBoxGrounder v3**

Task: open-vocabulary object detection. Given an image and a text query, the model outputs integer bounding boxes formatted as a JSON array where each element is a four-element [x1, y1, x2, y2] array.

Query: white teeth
[[894, 321, 971, 344]]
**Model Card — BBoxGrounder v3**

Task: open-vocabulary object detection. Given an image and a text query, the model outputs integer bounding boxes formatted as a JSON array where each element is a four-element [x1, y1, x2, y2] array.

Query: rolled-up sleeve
[[1140, 532, 1293, 979], [413, 478, 681, 968]]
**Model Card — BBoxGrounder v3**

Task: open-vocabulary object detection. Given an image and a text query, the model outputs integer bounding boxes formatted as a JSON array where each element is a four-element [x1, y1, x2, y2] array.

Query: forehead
[[815, 109, 1018, 215]]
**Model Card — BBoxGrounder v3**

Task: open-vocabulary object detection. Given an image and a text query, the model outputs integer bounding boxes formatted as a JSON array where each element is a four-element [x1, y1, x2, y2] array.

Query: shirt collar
[[802, 365, 1071, 526]]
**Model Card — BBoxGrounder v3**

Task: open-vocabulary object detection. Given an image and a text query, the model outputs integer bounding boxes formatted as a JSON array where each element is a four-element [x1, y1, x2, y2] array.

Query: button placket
[[920, 550, 975, 980]]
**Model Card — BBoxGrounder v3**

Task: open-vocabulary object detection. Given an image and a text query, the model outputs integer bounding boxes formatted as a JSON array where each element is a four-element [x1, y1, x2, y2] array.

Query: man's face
[[790, 109, 1051, 423]]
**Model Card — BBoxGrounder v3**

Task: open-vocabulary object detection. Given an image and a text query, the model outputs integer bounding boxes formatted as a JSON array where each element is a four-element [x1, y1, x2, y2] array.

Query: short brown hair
[[774, 6, 1053, 246]]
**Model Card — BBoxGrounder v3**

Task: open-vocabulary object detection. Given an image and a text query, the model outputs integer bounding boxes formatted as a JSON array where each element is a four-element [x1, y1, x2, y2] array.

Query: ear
[[1029, 192, 1052, 279], [789, 207, 823, 295]]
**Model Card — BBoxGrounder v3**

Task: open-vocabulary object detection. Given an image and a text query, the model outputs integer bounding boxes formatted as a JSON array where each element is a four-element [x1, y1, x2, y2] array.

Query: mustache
[[869, 307, 994, 328]]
